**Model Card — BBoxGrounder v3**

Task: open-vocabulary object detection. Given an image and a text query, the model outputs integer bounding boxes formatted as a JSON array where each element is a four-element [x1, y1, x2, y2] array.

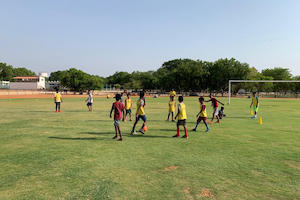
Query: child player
[[110, 94, 125, 141], [124, 93, 133, 121], [173, 96, 188, 139], [167, 95, 176, 121], [54, 89, 63, 112], [250, 92, 259, 118], [206, 94, 224, 124], [85, 90, 93, 112], [193, 97, 209, 132], [131, 91, 147, 135]]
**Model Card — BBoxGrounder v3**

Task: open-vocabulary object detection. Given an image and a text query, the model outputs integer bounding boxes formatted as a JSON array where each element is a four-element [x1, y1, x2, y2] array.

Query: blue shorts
[[87, 102, 93, 106], [126, 109, 132, 115], [136, 115, 147, 122]]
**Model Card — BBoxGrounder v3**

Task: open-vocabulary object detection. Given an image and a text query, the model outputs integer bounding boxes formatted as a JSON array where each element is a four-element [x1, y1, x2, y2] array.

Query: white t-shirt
[[88, 94, 93, 103]]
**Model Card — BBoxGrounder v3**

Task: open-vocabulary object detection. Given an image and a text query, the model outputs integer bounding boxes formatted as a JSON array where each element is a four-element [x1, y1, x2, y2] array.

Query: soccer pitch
[[0, 97, 299, 200]]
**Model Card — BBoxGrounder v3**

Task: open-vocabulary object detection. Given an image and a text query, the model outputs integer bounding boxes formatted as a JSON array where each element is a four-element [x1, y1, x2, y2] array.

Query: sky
[[0, 0, 300, 77]]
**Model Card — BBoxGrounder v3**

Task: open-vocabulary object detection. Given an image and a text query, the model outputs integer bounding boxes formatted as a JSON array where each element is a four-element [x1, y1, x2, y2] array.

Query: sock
[[205, 123, 209, 130], [184, 128, 188, 137], [177, 128, 180, 136], [194, 122, 199, 130]]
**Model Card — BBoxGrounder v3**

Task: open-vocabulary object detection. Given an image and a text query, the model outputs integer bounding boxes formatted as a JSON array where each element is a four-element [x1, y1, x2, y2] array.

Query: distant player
[[206, 94, 224, 124], [250, 92, 259, 118], [54, 89, 63, 112], [173, 96, 188, 139], [170, 89, 176, 97], [124, 93, 133, 121], [218, 107, 226, 119], [131, 91, 147, 135], [167, 96, 176, 121], [110, 94, 125, 141], [193, 97, 209, 132], [85, 90, 93, 112]]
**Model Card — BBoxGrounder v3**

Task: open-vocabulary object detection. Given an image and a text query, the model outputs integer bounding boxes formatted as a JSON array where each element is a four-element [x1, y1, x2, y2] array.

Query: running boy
[[85, 90, 93, 112], [54, 89, 63, 112], [110, 94, 125, 141], [193, 97, 209, 132], [131, 91, 147, 135], [167, 96, 176, 121], [173, 96, 188, 139], [206, 94, 224, 124], [124, 93, 133, 121], [250, 92, 259, 118]]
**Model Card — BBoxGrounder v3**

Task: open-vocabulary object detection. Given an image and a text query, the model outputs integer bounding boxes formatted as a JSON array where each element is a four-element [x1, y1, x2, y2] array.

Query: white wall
[[10, 82, 38, 90]]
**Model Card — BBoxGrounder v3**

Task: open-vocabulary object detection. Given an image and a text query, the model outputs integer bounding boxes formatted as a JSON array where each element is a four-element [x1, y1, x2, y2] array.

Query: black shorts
[[136, 115, 147, 122], [87, 102, 93, 106], [126, 109, 131, 114], [177, 119, 186, 126], [197, 117, 207, 123]]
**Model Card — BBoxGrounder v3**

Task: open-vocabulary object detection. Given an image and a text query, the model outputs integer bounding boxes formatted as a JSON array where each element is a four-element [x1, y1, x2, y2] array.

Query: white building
[[9, 73, 48, 90]]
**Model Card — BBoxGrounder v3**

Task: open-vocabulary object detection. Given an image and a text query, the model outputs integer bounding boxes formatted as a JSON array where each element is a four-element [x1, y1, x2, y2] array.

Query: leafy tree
[[13, 67, 36, 77], [0, 63, 13, 81]]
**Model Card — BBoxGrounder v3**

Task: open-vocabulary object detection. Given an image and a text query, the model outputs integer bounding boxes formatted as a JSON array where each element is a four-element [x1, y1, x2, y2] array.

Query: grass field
[[0, 96, 299, 200]]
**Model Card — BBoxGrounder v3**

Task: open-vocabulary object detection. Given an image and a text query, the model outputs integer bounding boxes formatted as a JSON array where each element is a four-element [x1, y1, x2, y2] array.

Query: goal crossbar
[[228, 80, 300, 104]]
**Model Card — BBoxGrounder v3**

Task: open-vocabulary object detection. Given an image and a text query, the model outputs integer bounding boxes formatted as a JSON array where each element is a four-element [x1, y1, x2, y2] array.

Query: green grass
[[0, 97, 299, 200]]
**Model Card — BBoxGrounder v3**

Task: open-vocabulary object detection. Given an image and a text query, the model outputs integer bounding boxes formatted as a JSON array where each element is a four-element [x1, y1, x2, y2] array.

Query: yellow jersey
[[177, 102, 187, 120], [169, 100, 175, 112], [252, 96, 259, 106], [55, 93, 61, 102], [136, 98, 145, 115], [125, 98, 133, 110], [199, 103, 207, 118]]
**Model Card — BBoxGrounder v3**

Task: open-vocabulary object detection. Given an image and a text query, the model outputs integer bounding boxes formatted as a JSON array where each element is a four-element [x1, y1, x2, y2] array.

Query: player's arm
[[217, 100, 224, 105], [61, 96, 63, 103], [250, 100, 253, 108], [175, 105, 180, 119], [110, 104, 114, 118]]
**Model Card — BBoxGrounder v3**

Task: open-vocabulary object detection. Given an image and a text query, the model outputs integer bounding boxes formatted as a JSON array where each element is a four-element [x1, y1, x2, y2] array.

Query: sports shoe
[[208, 121, 213, 124], [172, 134, 180, 138], [112, 136, 118, 139], [181, 135, 188, 139], [192, 128, 197, 131], [251, 116, 257, 119], [138, 129, 145, 135], [206, 128, 210, 132], [130, 130, 136, 135]]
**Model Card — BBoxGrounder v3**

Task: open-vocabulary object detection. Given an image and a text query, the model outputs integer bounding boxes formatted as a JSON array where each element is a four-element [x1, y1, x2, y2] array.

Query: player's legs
[[117, 126, 122, 141], [139, 115, 147, 134], [173, 124, 180, 137], [58, 102, 61, 112], [131, 115, 140, 134], [171, 112, 174, 121], [113, 125, 118, 139], [203, 118, 210, 132], [167, 112, 170, 121], [193, 117, 202, 131], [182, 124, 188, 139]]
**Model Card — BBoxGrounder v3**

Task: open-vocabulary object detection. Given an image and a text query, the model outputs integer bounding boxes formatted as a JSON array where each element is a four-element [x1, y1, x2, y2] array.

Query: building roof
[[13, 76, 39, 79]]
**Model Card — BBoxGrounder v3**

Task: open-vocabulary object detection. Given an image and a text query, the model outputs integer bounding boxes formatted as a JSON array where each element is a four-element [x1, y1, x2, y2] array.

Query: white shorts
[[213, 107, 219, 116]]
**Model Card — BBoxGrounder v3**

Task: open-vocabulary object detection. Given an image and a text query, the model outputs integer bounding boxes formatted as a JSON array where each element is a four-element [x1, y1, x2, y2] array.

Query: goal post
[[228, 80, 300, 104]]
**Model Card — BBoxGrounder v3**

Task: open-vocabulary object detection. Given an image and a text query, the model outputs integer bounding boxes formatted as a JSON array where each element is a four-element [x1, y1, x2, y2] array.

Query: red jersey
[[113, 101, 125, 120], [211, 98, 218, 108]]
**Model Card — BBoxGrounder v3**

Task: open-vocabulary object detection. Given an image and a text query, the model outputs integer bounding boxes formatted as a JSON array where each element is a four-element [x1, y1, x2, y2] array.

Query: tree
[[262, 68, 292, 95], [13, 67, 36, 77], [0, 63, 13, 81]]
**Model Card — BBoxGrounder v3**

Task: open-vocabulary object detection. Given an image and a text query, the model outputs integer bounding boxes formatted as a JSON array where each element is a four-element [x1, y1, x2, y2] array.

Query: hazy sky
[[0, 0, 300, 77]]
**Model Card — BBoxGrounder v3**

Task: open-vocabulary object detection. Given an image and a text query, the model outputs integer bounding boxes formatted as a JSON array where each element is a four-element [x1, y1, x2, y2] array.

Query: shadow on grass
[[129, 134, 171, 138], [79, 131, 112, 135], [48, 136, 101, 140]]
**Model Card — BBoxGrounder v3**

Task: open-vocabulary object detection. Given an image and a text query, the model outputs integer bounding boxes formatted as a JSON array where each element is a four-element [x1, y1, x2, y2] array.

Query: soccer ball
[[143, 126, 148, 132]]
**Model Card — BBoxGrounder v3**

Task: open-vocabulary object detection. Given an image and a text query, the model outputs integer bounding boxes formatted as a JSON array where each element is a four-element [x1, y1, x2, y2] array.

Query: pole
[[228, 80, 231, 105]]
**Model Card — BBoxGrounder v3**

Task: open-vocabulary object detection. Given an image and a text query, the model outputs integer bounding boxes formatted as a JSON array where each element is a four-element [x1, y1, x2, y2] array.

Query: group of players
[[53, 89, 259, 141]]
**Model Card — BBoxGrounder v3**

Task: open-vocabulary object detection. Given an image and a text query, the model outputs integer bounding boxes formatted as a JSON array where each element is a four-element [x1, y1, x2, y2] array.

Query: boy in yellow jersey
[[250, 92, 259, 118], [170, 89, 176, 97], [124, 93, 133, 121], [54, 89, 63, 112], [166, 96, 176, 121], [131, 91, 147, 135], [192, 97, 209, 132], [173, 96, 188, 139]]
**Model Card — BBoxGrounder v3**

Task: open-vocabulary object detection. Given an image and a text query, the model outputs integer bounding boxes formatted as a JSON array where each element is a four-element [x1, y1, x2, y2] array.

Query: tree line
[[1, 59, 300, 94], [0, 62, 36, 81]]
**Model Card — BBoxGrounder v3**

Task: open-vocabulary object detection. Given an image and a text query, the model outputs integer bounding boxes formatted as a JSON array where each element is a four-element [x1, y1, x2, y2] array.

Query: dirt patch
[[199, 189, 215, 198], [164, 166, 178, 171], [184, 187, 193, 200], [285, 161, 300, 170]]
